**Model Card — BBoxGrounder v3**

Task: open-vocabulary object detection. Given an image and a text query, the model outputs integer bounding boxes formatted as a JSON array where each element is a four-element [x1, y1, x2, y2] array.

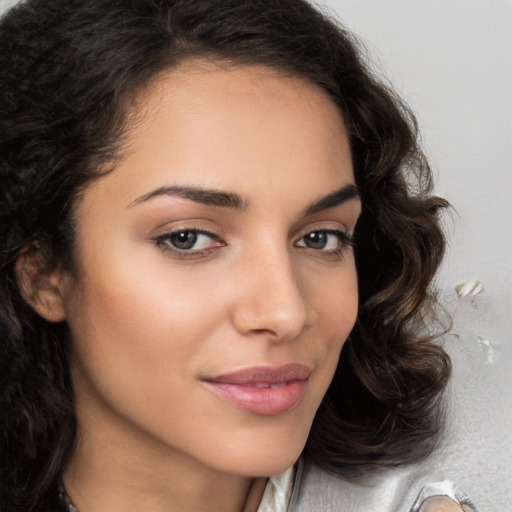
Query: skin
[[17, 61, 464, 512]]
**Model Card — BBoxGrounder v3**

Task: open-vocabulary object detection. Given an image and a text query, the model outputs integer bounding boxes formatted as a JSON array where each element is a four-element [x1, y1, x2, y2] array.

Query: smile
[[202, 363, 310, 416]]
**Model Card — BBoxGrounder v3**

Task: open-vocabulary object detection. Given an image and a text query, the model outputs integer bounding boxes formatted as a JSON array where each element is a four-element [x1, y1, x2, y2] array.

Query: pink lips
[[202, 363, 310, 416]]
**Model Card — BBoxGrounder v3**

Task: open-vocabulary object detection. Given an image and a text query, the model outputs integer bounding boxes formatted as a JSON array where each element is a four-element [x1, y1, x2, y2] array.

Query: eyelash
[[152, 227, 355, 260]]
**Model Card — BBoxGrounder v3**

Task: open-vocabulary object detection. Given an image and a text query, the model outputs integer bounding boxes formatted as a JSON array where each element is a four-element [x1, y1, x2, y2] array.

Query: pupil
[[171, 231, 197, 250], [306, 232, 327, 249]]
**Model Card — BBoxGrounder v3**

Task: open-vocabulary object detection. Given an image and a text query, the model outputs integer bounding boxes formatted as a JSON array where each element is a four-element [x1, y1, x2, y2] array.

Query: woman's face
[[59, 62, 361, 478]]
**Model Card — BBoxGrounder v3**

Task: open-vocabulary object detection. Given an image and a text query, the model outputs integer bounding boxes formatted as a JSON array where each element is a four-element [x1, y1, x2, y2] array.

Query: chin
[[223, 452, 302, 478], [209, 426, 310, 478]]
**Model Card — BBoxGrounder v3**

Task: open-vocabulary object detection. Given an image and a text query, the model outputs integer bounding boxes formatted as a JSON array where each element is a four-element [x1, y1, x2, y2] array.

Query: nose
[[230, 244, 314, 341]]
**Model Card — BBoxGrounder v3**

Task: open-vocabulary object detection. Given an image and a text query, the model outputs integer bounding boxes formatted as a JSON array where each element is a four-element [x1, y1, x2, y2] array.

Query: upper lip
[[203, 363, 311, 385]]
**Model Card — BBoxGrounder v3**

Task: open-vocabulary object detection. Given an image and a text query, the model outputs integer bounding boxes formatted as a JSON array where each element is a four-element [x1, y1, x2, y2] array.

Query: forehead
[[130, 61, 347, 144]]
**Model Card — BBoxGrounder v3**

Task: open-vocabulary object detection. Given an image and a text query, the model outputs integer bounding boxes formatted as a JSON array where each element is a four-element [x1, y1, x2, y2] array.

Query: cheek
[[77, 242, 221, 334], [64, 244, 229, 397], [311, 260, 359, 341], [63, 255, 233, 452], [301, 260, 359, 391]]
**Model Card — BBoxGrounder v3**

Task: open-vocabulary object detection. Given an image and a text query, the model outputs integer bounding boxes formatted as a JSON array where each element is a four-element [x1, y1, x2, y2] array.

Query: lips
[[202, 363, 310, 416]]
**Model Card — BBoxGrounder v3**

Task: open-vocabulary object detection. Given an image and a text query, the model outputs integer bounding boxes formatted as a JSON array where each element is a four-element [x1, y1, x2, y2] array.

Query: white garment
[[266, 460, 479, 512]]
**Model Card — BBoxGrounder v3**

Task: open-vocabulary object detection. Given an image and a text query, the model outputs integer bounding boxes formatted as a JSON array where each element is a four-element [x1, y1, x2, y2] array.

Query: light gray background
[[1, 0, 511, 510]]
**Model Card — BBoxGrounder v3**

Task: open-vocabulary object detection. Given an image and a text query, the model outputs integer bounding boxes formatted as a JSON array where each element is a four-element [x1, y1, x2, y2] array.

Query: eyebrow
[[304, 184, 360, 215], [128, 183, 360, 213], [128, 185, 248, 210]]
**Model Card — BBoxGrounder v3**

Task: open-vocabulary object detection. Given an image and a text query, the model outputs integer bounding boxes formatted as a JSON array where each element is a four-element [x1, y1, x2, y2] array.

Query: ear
[[15, 245, 68, 323]]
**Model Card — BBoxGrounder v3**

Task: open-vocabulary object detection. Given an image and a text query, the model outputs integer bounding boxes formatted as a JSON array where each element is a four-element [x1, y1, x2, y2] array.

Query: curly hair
[[0, 0, 450, 510]]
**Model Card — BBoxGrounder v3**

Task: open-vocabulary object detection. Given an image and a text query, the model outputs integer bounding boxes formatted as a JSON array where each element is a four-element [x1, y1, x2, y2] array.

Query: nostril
[[249, 327, 278, 337]]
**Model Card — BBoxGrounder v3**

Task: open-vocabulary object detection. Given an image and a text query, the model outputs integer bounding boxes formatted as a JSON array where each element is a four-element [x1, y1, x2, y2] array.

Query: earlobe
[[15, 246, 68, 323]]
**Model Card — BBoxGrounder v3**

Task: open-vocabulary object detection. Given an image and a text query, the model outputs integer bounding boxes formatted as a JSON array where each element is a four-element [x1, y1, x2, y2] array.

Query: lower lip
[[203, 379, 308, 416]]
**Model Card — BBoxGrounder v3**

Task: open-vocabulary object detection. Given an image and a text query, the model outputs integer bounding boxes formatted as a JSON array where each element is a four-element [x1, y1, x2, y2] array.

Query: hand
[[419, 496, 472, 512]]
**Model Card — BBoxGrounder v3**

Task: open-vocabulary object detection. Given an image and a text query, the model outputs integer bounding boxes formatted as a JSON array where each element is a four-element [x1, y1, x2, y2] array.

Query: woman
[[0, 1, 475, 511]]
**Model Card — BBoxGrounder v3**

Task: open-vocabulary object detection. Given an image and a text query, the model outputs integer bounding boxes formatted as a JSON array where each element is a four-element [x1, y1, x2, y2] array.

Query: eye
[[153, 229, 224, 257], [295, 229, 353, 252], [167, 230, 209, 250]]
